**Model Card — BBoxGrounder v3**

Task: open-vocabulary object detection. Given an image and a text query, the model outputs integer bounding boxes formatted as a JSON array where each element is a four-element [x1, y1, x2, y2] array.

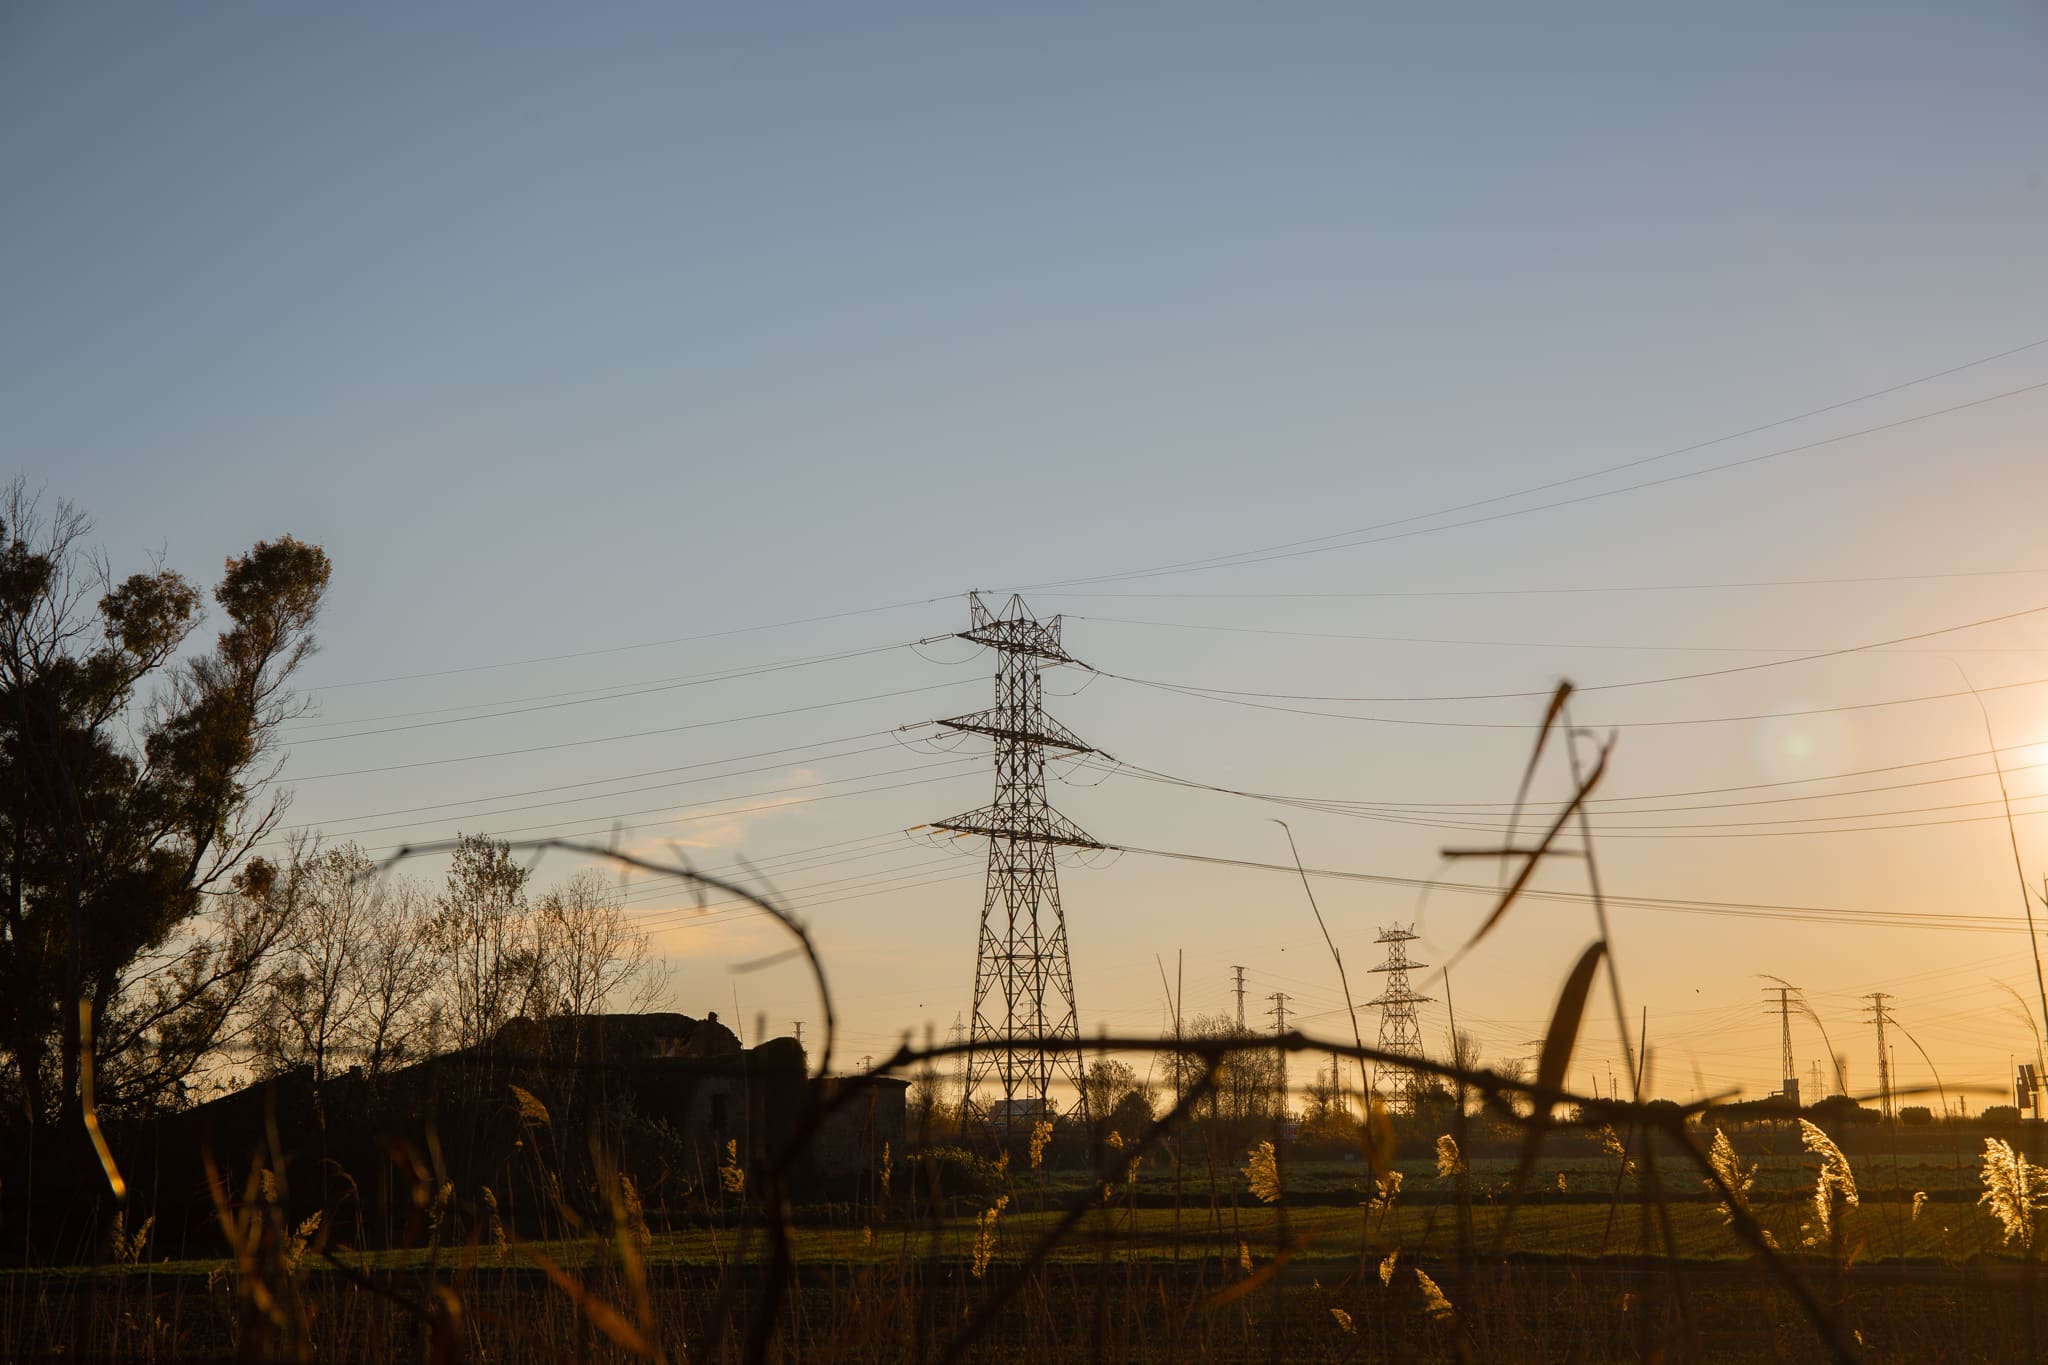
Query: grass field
[[9, 1142, 2048, 1363]]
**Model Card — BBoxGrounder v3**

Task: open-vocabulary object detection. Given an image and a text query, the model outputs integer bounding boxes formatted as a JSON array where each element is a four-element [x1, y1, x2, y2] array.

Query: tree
[[1081, 1058, 1144, 1125], [350, 876, 440, 1076], [252, 840, 369, 1086], [251, 840, 442, 1085], [0, 485, 330, 1128], [1165, 1014, 1283, 1135], [431, 834, 541, 1055], [531, 869, 667, 1024], [907, 1059, 956, 1142], [1411, 1029, 1482, 1114], [1302, 1057, 1356, 1142]]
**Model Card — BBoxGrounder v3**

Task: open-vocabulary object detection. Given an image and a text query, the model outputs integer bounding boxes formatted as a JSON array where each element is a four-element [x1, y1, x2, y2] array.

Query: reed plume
[[1978, 1137, 2044, 1247], [1705, 1128, 1755, 1228], [1416, 1268, 1455, 1320], [1242, 1140, 1282, 1203], [1798, 1118, 1858, 1246]]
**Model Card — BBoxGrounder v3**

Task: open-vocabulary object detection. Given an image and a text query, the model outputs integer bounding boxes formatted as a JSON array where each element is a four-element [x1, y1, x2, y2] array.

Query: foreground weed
[[1242, 1141, 1281, 1204], [969, 1196, 1009, 1279], [107, 1209, 156, 1265], [1799, 1119, 1860, 1250], [1705, 1129, 1757, 1232], [1028, 1119, 1053, 1170], [1978, 1137, 2046, 1247], [1415, 1267, 1455, 1320]]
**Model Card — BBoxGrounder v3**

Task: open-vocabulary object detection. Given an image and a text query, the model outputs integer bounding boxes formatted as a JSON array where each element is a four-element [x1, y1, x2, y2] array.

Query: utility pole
[[1367, 925, 1433, 1114], [793, 1021, 804, 1049], [1232, 965, 1248, 1031], [933, 592, 1100, 1135], [1268, 991, 1290, 1115], [1866, 993, 1894, 1120]]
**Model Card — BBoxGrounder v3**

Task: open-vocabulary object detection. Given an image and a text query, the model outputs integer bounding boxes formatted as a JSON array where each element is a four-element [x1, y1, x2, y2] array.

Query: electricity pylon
[[1268, 991, 1291, 1113], [1764, 982, 1800, 1105], [1866, 992, 1894, 1120], [933, 592, 1098, 1135], [1366, 924, 1433, 1114]]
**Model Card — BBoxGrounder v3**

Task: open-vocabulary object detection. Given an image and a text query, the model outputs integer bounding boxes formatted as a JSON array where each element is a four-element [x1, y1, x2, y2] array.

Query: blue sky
[[6, 3, 2048, 1103]]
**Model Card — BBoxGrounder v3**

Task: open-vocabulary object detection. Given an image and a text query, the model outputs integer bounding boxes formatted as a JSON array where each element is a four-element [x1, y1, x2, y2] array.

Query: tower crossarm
[[938, 708, 1097, 755], [959, 592, 1080, 664], [1365, 988, 1435, 1008], [931, 804, 1103, 850]]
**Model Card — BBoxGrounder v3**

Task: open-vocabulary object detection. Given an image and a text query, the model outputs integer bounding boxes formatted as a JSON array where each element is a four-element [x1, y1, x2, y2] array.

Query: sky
[[5, 3, 2048, 1112]]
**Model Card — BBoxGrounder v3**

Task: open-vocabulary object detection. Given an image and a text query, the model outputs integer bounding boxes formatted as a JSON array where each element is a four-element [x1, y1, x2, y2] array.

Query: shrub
[[1898, 1106, 1933, 1126], [911, 1145, 1008, 1209]]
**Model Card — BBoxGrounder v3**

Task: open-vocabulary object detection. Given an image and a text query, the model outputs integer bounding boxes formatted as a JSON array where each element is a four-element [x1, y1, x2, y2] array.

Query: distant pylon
[[1366, 925, 1433, 1113], [933, 592, 1100, 1135], [1233, 965, 1248, 1030], [1764, 983, 1800, 1105], [1866, 993, 1894, 1120], [945, 1013, 969, 1114], [1267, 991, 1291, 1113]]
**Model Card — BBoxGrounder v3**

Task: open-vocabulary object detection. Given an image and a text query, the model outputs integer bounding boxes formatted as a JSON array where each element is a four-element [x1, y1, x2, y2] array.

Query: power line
[[629, 865, 988, 935], [612, 831, 917, 901], [289, 639, 941, 736], [1081, 749, 2039, 822], [1103, 736, 2047, 812], [351, 764, 980, 858], [1317, 788, 2048, 832], [1027, 361, 2048, 589], [294, 639, 943, 744], [1111, 843, 2039, 935], [281, 680, 971, 782], [1193, 767, 2048, 838], [1072, 613, 2048, 656], [292, 754, 978, 846], [1084, 598, 2048, 705], [1359, 801, 2048, 842], [1037, 568, 2048, 601], [623, 856, 973, 930], [618, 849, 948, 919], [1093, 666, 2048, 730], [308, 593, 953, 691], [270, 729, 904, 834]]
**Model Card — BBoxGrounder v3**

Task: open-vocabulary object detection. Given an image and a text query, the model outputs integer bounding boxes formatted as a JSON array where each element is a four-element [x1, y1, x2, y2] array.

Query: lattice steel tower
[[1866, 992, 1894, 1120], [932, 592, 1099, 1133], [1366, 924, 1433, 1113]]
